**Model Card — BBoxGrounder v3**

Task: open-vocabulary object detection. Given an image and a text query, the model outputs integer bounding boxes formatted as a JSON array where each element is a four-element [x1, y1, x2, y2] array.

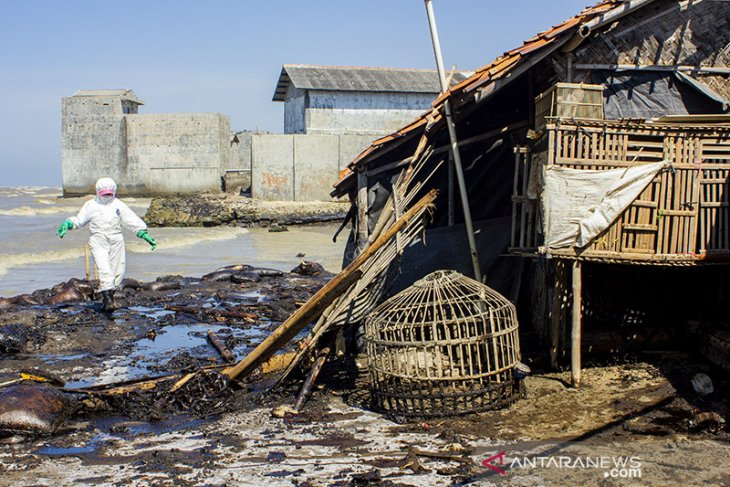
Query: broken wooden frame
[[220, 188, 438, 383], [276, 139, 446, 385]]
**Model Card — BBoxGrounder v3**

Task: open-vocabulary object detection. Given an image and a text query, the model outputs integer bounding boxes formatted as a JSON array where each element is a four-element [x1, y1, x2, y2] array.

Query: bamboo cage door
[[510, 146, 536, 251], [699, 138, 730, 254]]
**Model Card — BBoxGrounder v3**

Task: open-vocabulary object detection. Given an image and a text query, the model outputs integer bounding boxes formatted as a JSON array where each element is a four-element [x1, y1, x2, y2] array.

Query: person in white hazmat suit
[[56, 177, 157, 311]]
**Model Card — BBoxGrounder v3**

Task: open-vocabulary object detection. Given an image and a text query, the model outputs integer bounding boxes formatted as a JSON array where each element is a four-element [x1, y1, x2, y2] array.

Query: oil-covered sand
[[0, 265, 728, 486]]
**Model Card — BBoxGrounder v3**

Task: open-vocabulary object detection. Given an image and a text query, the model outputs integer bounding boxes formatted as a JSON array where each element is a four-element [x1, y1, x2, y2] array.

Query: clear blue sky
[[0, 0, 591, 187]]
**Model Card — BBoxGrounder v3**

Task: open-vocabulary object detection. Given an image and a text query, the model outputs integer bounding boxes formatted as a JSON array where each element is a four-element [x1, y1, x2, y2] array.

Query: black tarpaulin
[[592, 70, 726, 119]]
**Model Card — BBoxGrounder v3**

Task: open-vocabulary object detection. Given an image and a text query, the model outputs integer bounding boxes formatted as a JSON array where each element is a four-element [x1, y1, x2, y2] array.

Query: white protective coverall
[[69, 179, 147, 292]]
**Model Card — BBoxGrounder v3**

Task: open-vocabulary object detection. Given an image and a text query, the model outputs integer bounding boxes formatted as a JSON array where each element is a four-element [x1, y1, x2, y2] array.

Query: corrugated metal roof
[[72, 89, 144, 104], [273, 64, 471, 101], [333, 0, 643, 194]]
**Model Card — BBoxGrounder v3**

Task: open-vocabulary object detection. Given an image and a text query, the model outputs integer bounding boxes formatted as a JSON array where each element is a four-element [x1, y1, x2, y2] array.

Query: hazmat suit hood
[[95, 177, 117, 205]]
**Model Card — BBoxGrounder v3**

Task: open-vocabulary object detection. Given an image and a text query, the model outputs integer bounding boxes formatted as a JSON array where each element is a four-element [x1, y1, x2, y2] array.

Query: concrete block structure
[[61, 90, 229, 196], [272, 65, 470, 136], [125, 114, 228, 195], [61, 90, 142, 195], [250, 133, 373, 201], [62, 66, 467, 200], [243, 65, 471, 201]]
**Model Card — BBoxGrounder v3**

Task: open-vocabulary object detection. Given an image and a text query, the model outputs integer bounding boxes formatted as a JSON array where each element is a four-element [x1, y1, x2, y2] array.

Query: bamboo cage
[[364, 270, 521, 419], [511, 119, 730, 264]]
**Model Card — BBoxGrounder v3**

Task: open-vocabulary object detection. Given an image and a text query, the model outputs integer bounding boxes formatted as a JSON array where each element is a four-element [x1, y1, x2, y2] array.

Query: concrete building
[[273, 65, 469, 135], [244, 65, 470, 201], [62, 89, 229, 196], [62, 66, 468, 200]]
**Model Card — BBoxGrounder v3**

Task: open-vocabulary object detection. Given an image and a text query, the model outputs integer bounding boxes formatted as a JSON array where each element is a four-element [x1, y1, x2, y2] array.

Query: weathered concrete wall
[[251, 133, 374, 201], [124, 113, 229, 195], [62, 89, 381, 200], [305, 90, 434, 135], [225, 132, 253, 193], [227, 132, 252, 174], [251, 134, 295, 200], [61, 96, 128, 195], [284, 88, 306, 134], [338, 135, 376, 172], [294, 136, 339, 201]]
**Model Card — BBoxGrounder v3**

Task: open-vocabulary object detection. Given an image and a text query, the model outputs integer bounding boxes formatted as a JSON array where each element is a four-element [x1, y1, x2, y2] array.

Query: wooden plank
[[699, 165, 708, 253], [520, 152, 529, 248], [658, 209, 695, 217], [547, 249, 702, 261], [511, 150, 520, 248], [571, 261, 582, 388], [724, 170, 729, 250], [675, 137, 684, 251], [550, 261, 564, 369], [659, 172, 674, 254], [356, 170, 369, 253], [618, 247, 656, 254], [633, 200, 658, 208], [688, 166, 700, 254], [574, 63, 730, 75]]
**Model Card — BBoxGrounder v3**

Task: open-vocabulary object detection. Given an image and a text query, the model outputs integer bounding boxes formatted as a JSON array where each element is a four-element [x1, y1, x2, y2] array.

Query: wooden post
[[550, 261, 564, 369], [84, 245, 91, 281], [356, 166, 368, 253], [448, 149, 454, 226], [571, 260, 582, 387], [294, 347, 330, 412]]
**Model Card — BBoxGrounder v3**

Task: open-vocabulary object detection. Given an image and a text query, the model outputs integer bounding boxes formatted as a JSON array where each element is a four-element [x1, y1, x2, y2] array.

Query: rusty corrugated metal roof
[[333, 0, 631, 193]]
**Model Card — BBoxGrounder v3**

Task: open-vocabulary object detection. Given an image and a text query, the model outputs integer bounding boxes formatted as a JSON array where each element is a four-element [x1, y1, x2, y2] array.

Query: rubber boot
[[101, 290, 115, 312]]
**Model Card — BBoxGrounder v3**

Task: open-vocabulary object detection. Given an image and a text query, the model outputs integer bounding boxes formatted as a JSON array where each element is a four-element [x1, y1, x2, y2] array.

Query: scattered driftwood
[[207, 330, 236, 363], [218, 189, 438, 383], [294, 347, 330, 412], [220, 269, 363, 381], [277, 143, 443, 385], [166, 305, 258, 322]]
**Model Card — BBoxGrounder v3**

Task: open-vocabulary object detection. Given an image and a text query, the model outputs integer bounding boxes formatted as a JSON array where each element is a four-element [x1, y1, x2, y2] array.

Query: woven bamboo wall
[[562, 0, 730, 100], [511, 120, 730, 264]]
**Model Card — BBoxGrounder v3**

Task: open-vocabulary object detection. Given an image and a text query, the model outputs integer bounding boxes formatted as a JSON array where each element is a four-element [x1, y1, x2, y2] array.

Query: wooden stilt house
[[331, 0, 730, 382]]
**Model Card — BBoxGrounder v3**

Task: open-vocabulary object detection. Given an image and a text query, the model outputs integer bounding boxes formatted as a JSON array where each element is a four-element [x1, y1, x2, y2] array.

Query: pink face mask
[[97, 190, 115, 204]]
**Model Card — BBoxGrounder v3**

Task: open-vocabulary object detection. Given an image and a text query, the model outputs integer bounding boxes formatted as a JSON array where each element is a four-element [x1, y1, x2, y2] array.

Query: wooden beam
[[574, 64, 730, 75], [550, 261, 565, 369], [220, 189, 438, 382], [293, 347, 330, 412], [356, 168, 369, 253], [571, 260, 583, 387]]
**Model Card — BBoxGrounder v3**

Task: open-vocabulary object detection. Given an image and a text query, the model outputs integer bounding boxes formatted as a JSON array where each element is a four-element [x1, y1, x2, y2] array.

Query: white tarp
[[543, 161, 665, 249]]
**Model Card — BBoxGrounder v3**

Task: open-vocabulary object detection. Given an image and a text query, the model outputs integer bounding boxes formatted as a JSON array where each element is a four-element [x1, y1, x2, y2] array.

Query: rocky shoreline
[[144, 193, 349, 227]]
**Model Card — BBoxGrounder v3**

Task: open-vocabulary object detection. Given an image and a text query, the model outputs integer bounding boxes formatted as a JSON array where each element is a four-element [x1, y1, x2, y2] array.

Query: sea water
[[0, 187, 347, 297]]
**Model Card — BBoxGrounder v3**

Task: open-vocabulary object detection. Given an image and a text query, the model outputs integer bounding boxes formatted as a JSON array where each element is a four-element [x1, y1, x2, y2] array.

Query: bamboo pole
[[550, 261, 564, 369], [84, 245, 91, 280], [356, 168, 369, 253], [293, 347, 330, 412], [571, 260, 582, 387], [423, 0, 481, 282], [219, 190, 438, 382]]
